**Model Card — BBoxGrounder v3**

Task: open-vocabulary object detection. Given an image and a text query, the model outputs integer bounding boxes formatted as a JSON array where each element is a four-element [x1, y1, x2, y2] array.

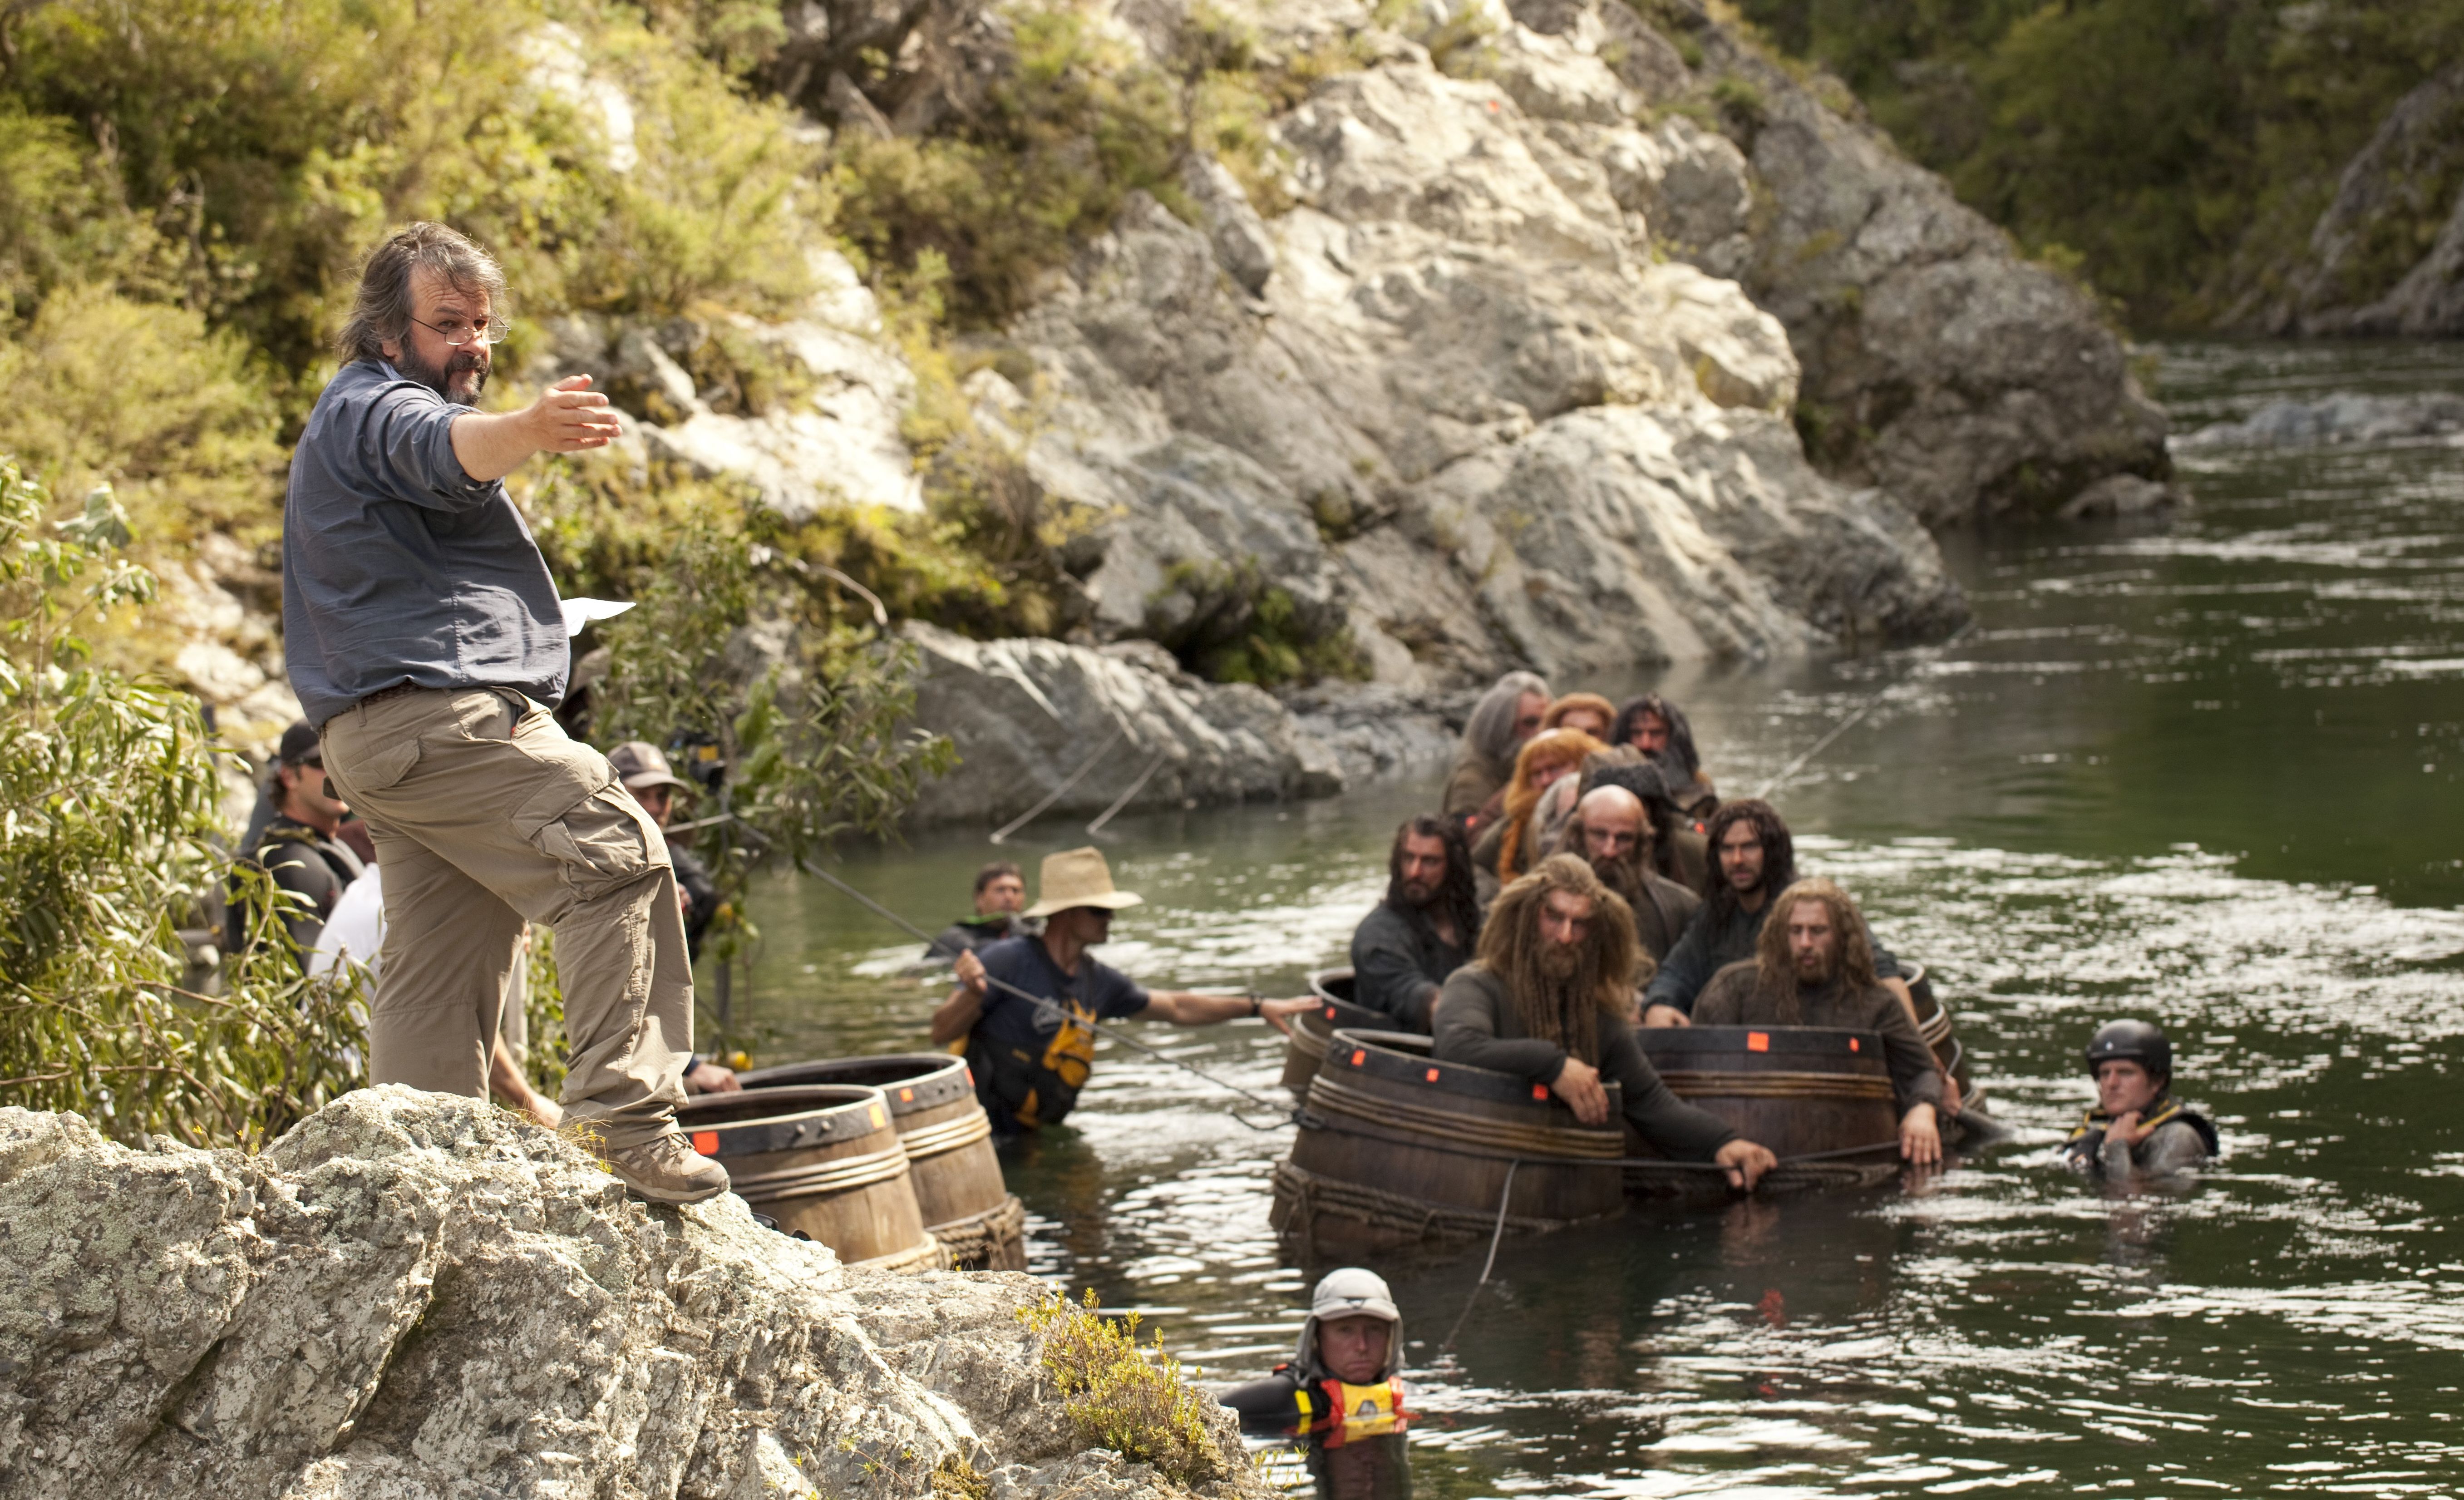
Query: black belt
[[357, 682, 428, 709]]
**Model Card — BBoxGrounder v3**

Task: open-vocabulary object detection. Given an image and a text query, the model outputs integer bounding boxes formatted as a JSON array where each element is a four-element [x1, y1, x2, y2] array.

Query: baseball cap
[[607, 740, 690, 792], [277, 719, 322, 768]]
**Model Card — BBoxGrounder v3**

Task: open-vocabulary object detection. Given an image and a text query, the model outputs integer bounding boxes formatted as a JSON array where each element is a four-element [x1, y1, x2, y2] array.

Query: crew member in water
[[1691, 878, 1946, 1165], [1640, 800, 1915, 1033], [920, 859, 1040, 963], [1549, 784, 1699, 962], [1349, 816, 1480, 1031], [1432, 855, 1776, 1188], [933, 847, 1316, 1133], [2063, 1020, 2216, 1180], [1222, 1267, 1418, 1500]]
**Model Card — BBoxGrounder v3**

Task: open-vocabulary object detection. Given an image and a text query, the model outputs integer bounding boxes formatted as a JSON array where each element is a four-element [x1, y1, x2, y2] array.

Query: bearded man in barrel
[[1432, 854, 1774, 1189], [1692, 877, 1945, 1165], [1550, 784, 1699, 962]]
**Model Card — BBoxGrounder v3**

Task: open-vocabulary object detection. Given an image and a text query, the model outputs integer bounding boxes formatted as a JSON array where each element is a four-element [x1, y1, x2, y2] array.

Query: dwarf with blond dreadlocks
[[1433, 854, 1776, 1189], [1693, 877, 1946, 1165]]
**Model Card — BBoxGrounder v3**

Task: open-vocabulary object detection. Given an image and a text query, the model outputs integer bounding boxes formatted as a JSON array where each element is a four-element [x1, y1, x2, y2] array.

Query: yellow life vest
[[1292, 1377, 1410, 1444]]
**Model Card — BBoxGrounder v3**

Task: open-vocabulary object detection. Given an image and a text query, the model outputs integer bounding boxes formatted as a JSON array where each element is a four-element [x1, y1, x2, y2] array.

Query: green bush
[[0, 458, 365, 1149], [1018, 1288, 1231, 1486]]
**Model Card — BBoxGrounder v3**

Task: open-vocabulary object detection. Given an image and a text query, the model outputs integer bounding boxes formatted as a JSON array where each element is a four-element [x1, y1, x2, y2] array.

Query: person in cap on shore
[[227, 718, 366, 955], [932, 847, 1317, 1133], [1443, 671, 1551, 826], [606, 741, 721, 961], [2063, 1020, 2216, 1180], [921, 860, 1041, 964], [1221, 1267, 1410, 1433], [285, 221, 720, 1203]]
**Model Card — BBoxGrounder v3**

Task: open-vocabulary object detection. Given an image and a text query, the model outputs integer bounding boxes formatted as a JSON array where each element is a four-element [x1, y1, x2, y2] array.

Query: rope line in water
[[1752, 619, 1977, 800], [801, 859, 1296, 1113], [1086, 747, 1171, 836], [989, 724, 1127, 844]]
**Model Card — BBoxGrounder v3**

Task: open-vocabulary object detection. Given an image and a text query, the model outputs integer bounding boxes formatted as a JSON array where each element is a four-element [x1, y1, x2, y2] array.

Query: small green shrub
[[1018, 1288, 1230, 1486], [1154, 557, 1367, 686], [0, 459, 365, 1149]]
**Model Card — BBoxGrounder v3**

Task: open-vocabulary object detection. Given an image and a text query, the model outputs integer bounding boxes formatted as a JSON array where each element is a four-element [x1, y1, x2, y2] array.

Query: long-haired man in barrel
[[1433, 854, 1774, 1189]]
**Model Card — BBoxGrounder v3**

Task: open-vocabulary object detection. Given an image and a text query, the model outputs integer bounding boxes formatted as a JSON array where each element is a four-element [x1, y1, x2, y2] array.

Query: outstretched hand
[[526, 374, 621, 453], [1257, 997, 1315, 1037]]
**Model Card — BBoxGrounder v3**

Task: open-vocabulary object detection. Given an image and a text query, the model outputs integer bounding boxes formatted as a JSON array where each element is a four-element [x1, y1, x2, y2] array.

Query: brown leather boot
[[604, 1131, 730, 1204]]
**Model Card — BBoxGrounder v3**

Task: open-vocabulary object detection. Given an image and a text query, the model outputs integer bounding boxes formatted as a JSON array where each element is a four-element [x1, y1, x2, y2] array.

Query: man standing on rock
[[932, 847, 1316, 1133], [284, 222, 725, 1204]]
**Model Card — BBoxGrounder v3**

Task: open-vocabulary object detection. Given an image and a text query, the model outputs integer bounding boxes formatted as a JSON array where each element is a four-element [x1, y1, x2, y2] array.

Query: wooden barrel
[[1280, 969, 1405, 1100], [737, 1053, 1024, 1271], [1640, 1026, 1899, 1161], [1273, 1028, 1625, 1254], [679, 1084, 939, 1271], [1900, 960, 1987, 1114]]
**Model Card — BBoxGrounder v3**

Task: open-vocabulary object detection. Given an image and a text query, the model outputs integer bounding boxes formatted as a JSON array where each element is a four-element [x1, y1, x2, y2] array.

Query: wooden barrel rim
[[679, 1084, 892, 1156], [1917, 1007, 1953, 1046], [725, 1142, 913, 1202], [1640, 1025, 1891, 1065], [1303, 974, 1391, 1035], [1306, 1073, 1626, 1159], [1654, 1068, 1897, 1101], [851, 1233, 943, 1273], [734, 1053, 973, 1118], [1898, 960, 1927, 989], [1328, 1027, 1614, 1110], [898, 1109, 994, 1162]]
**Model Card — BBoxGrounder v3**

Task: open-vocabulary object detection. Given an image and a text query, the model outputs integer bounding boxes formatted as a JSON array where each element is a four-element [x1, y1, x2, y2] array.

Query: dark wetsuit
[[1222, 1367, 1413, 1500], [2063, 1098, 2217, 1177], [1348, 902, 1466, 1031], [922, 911, 1035, 964], [1432, 968, 1736, 1161]]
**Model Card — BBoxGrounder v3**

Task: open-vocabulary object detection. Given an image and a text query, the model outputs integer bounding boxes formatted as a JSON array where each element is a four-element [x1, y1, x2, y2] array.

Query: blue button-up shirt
[[281, 360, 568, 727]]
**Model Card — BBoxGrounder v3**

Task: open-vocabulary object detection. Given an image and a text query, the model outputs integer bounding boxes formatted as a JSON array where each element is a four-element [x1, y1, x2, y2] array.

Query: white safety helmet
[[1294, 1267, 1403, 1380]]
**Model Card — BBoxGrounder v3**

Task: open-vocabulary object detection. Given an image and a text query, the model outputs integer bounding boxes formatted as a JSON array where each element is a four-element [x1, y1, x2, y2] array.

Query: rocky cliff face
[[2234, 64, 2464, 339], [0, 1090, 1265, 1500]]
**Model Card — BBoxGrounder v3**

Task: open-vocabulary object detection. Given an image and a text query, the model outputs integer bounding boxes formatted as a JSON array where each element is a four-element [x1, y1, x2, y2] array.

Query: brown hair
[[1541, 692, 1616, 734], [1700, 798, 1792, 919], [1752, 877, 1877, 1016], [973, 860, 1023, 895], [1498, 728, 1606, 880], [1473, 854, 1638, 1066], [335, 222, 509, 365]]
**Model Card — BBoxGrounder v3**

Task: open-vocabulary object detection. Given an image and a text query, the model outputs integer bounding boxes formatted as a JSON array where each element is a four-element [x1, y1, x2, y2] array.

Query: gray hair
[[335, 222, 509, 365], [1461, 670, 1551, 769]]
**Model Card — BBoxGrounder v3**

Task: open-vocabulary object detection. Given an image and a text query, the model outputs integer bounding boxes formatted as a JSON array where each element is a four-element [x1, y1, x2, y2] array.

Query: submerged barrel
[[1640, 1026, 1898, 1162], [738, 1054, 1024, 1270], [1281, 969, 1416, 1100], [680, 1085, 941, 1272], [1272, 1028, 1625, 1254]]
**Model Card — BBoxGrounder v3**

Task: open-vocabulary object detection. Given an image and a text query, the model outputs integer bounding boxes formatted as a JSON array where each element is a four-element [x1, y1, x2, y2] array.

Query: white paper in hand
[[560, 597, 635, 638]]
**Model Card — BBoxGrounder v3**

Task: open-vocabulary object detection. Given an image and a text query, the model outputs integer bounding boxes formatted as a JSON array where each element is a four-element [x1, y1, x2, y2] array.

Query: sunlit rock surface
[[0, 1090, 1265, 1500], [902, 624, 1346, 826]]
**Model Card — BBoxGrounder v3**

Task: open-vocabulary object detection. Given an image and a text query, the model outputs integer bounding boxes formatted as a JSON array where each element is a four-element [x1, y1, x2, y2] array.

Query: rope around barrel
[[927, 1194, 1029, 1271], [897, 1110, 995, 1161], [724, 1142, 913, 1202]]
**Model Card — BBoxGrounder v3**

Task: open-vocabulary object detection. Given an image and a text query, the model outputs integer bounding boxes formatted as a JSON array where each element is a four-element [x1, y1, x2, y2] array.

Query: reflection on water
[[724, 343, 2464, 1495]]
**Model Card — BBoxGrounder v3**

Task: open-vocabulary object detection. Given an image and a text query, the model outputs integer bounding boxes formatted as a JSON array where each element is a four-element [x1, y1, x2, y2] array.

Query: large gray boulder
[[0, 1091, 1263, 1500], [1004, 57, 1965, 691], [902, 624, 1345, 828]]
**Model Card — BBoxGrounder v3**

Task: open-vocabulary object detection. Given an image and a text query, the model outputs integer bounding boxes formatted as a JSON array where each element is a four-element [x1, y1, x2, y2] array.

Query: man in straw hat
[[932, 847, 1317, 1133]]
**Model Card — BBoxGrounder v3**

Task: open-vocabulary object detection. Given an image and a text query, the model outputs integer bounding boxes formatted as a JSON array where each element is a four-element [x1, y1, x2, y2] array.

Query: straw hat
[[1022, 846, 1145, 918]]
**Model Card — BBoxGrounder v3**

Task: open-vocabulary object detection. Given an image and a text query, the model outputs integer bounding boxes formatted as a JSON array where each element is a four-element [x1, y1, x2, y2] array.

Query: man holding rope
[[932, 847, 1316, 1133]]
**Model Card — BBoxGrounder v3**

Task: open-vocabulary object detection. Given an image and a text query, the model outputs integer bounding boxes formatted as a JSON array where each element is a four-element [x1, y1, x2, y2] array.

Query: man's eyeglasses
[[408, 314, 511, 347]]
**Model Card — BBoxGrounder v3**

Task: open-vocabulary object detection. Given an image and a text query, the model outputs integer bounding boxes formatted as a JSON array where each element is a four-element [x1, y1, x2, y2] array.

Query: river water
[[729, 342, 2464, 1498]]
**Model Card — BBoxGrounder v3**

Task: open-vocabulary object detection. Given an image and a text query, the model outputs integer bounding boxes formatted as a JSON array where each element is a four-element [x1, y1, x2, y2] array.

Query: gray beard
[[396, 341, 488, 407]]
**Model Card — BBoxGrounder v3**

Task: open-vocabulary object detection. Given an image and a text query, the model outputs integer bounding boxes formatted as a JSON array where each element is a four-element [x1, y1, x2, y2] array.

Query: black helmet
[[2084, 1020, 2171, 1081]]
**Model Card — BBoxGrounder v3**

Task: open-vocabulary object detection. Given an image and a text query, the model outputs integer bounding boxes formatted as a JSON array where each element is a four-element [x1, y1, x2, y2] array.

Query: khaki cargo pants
[[321, 687, 690, 1145]]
